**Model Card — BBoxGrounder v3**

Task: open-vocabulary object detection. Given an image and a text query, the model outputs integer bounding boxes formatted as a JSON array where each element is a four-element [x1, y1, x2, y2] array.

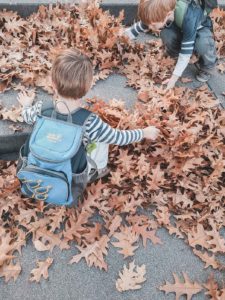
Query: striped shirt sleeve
[[22, 100, 43, 125], [125, 21, 149, 39], [85, 114, 144, 146]]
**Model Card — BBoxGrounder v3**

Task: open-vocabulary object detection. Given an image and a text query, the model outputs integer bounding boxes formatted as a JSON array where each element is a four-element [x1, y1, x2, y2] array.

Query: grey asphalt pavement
[[0, 16, 225, 300], [1, 226, 225, 300]]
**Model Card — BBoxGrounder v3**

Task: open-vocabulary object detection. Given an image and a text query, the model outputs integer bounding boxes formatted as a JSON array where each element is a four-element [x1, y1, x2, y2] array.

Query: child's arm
[[166, 6, 203, 89], [21, 101, 43, 124], [124, 21, 149, 40], [17, 91, 43, 125], [85, 114, 159, 146]]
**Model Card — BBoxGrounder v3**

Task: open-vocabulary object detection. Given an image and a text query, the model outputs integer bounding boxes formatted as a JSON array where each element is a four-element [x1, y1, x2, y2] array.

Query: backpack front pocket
[[17, 165, 70, 205]]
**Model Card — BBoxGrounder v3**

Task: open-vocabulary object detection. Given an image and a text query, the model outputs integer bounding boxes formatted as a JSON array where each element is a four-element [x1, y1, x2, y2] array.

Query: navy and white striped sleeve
[[85, 114, 144, 146], [130, 21, 149, 37], [22, 100, 43, 125], [125, 21, 149, 39]]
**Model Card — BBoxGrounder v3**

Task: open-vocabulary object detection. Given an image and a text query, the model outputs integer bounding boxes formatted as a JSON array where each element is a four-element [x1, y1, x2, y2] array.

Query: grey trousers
[[160, 22, 217, 72]]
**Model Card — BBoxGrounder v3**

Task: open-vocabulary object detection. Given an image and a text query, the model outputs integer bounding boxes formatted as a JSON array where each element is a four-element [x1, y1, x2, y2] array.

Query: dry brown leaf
[[188, 224, 210, 249], [159, 272, 203, 300], [193, 249, 223, 270], [132, 224, 162, 248], [0, 234, 16, 267], [217, 62, 225, 73], [8, 124, 23, 133], [111, 226, 139, 258], [116, 261, 146, 292], [0, 106, 23, 123], [0, 261, 21, 283], [29, 258, 53, 282], [69, 235, 110, 271], [207, 223, 225, 254], [203, 275, 223, 300]]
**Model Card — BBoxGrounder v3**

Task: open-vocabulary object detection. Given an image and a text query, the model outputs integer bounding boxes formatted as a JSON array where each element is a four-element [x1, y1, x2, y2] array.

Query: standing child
[[124, 0, 218, 88], [17, 48, 160, 206]]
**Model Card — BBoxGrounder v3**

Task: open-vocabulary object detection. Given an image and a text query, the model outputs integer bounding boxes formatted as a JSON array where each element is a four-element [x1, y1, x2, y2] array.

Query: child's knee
[[195, 30, 216, 58], [160, 28, 173, 47], [160, 27, 180, 57]]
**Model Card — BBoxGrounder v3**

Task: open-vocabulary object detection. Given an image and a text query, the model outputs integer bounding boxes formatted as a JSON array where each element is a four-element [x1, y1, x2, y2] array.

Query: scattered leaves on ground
[[0, 3, 225, 298]]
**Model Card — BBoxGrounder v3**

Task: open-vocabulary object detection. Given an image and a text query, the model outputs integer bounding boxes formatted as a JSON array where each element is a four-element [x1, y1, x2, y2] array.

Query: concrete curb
[[0, 133, 29, 160], [0, 2, 139, 25], [0, 1, 224, 25]]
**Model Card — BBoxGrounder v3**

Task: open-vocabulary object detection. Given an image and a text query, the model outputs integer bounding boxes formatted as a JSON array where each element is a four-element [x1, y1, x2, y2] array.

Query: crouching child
[[125, 0, 218, 88], [17, 48, 160, 207]]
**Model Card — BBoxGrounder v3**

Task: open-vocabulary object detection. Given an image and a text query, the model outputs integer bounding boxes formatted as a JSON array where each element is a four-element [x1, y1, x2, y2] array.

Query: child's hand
[[163, 74, 179, 90], [149, 23, 163, 33], [143, 126, 160, 140], [17, 90, 35, 107]]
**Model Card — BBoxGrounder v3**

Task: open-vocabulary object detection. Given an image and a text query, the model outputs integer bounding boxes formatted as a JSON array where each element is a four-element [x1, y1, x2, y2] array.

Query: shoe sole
[[196, 75, 210, 83]]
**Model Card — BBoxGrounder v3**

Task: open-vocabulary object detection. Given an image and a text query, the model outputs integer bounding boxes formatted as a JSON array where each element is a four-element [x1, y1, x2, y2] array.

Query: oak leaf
[[111, 226, 139, 258], [187, 224, 210, 249], [147, 165, 165, 191], [116, 261, 146, 292], [69, 235, 110, 271], [0, 261, 21, 283], [193, 249, 223, 270], [207, 223, 225, 254], [0, 234, 16, 267], [132, 224, 162, 248], [159, 272, 203, 300], [203, 275, 221, 300], [29, 258, 53, 283]]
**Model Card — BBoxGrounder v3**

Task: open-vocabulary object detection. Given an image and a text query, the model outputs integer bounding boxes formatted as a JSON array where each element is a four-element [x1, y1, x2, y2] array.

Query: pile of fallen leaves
[[0, 3, 126, 94], [1, 87, 225, 297], [0, 2, 225, 299], [0, 4, 224, 94]]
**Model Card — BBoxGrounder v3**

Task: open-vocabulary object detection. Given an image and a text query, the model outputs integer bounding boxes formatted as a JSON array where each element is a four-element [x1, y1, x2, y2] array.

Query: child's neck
[[54, 95, 82, 114]]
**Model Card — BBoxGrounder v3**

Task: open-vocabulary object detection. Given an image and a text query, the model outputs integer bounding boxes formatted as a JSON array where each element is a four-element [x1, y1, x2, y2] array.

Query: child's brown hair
[[138, 0, 176, 25], [52, 48, 93, 99]]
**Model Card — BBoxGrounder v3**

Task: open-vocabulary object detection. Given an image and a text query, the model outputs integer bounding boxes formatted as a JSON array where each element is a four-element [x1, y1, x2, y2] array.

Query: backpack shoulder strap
[[175, 0, 205, 28], [41, 99, 55, 118], [41, 102, 92, 126], [72, 108, 92, 126], [175, 0, 190, 28], [70, 108, 93, 174]]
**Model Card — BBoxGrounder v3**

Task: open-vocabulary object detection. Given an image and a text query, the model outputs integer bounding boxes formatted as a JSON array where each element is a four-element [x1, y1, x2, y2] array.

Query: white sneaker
[[196, 70, 211, 83]]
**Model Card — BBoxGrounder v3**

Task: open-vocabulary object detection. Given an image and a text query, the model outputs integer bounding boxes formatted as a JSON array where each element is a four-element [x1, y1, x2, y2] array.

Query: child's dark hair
[[52, 48, 93, 99]]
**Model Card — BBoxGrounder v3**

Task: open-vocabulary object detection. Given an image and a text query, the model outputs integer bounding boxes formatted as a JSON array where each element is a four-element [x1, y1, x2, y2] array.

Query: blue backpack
[[17, 102, 94, 207]]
